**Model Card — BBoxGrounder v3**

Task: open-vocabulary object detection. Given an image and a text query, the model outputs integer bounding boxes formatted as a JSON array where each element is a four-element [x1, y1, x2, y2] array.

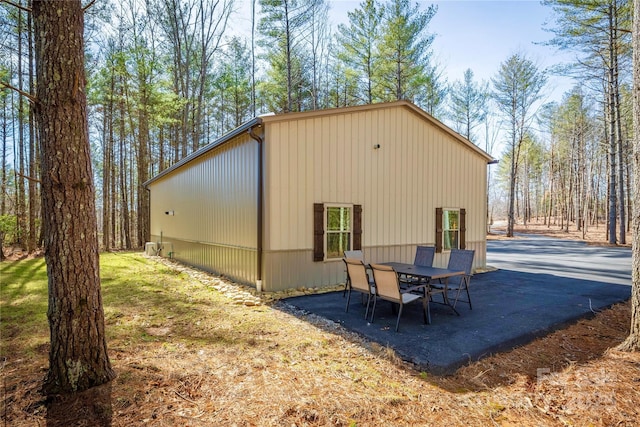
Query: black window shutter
[[435, 207, 443, 253], [353, 204, 362, 250], [313, 203, 324, 261], [460, 208, 466, 249]]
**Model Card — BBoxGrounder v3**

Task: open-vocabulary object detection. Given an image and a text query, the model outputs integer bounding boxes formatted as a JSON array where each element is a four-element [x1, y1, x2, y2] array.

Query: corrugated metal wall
[[261, 104, 489, 291], [148, 134, 259, 285]]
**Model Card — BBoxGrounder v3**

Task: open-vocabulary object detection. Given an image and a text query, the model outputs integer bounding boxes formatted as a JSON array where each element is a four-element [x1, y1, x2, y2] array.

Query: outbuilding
[[145, 101, 496, 292]]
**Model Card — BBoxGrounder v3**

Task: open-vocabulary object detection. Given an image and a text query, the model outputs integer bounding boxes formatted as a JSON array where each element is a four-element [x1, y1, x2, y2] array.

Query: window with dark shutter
[[353, 205, 362, 250], [460, 208, 466, 249], [437, 207, 465, 252], [326, 205, 352, 258], [314, 203, 362, 261], [436, 207, 443, 253], [313, 203, 324, 261]]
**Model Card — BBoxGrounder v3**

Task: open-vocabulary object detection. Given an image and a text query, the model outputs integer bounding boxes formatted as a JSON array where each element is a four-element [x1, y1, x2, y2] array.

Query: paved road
[[487, 234, 632, 286]]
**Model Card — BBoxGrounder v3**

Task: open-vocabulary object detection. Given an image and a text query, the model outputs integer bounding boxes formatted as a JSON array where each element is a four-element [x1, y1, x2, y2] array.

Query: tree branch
[[0, 81, 37, 104], [83, 0, 96, 12], [15, 172, 41, 184], [0, 0, 31, 13]]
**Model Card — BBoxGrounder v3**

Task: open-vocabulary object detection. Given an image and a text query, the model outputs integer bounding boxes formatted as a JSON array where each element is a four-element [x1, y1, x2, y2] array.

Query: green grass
[[1, 252, 274, 360], [1, 254, 193, 355], [1, 257, 49, 356]]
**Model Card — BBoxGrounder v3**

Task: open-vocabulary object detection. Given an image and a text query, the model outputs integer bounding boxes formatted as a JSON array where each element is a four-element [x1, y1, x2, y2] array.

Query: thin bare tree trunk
[[27, 9, 38, 253], [607, 4, 618, 244], [118, 84, 131, 249], [16, 5, 26, 249], [0, 87, 7, 260], [613, 3, 626, 244], [102, 68, 115, 251]]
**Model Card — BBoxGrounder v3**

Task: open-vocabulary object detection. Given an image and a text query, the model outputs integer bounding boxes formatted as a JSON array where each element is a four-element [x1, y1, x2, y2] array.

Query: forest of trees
[[0, 0, 635, 256]]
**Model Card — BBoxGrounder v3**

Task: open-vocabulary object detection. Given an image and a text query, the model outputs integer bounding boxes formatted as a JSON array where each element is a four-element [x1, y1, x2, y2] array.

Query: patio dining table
[[381, 262, 465, 318]]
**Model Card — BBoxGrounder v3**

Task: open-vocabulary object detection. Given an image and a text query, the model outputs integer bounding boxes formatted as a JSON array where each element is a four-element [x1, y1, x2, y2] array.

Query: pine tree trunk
[[607, 4, 618, 244], [251, 0, 257, 116], [33, 0, 115, 393], [618, 0, 640, 352], [507, 146, 516, 237], [101, 81, 112, 251], [2, 90, 8, 218], [118, 83, 131, 249], [137, 77, 150, 248], [28, 9, 39, 253], [613, 4, 626, 244], [17, 7, 26, 249]]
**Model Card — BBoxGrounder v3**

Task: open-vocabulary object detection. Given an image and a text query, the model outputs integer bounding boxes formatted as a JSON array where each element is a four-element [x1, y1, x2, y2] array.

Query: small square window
[[443, 209, 459, 250], [325, 205, 352, 259]]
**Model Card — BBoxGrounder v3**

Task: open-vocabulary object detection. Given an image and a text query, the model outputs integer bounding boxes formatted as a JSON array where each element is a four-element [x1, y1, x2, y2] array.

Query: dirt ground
[[488, 218, 632, 247], [2, 220, 639, 426]]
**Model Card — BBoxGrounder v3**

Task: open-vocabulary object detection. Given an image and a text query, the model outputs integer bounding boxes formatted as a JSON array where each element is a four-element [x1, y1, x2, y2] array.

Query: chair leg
[[422, 298, 428, 324], [345, 288, 352, 312], [370, 296, 377, 323], [395, 305, 404, 332], [364, 294, 371, 319], [465, 285, 472, 310], [451, 277, 472, 310], [463, 277, 472, 309]]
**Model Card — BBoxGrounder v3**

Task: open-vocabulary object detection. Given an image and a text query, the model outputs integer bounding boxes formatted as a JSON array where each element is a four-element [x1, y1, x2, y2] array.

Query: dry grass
[[2, 225, 638, 426], [488, 218, 632, 247]]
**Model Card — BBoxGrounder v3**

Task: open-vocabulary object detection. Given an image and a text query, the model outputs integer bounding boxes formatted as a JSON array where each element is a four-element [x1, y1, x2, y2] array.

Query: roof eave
[[143, 117, 263, 187]]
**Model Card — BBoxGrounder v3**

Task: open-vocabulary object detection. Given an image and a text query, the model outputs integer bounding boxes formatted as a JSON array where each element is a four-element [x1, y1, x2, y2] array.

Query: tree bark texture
[[618, 0, 640, 352], [137, 88, 150, 247], [33, 0, 115, 393], [17, 7, 27, 248], [607, 4, 618, 244], [613, 4, 626, 244]]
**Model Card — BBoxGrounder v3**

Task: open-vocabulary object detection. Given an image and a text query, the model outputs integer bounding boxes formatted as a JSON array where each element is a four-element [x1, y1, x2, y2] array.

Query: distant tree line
[[493, 0, 632, 244], [0, 0, 634, 256]]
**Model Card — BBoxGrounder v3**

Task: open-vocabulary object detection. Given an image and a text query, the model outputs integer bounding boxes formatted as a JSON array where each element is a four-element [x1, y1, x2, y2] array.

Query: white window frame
[[324, 204, 353, 260], [442, 208, 460, 251]]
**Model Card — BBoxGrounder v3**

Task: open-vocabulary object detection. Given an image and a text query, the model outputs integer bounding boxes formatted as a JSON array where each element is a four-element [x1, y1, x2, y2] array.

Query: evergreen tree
[[212, 37, 253, 131], [336, 0, 383, 104], [543, 0, 632, 244], [492, 53, 547, 237], [449, 68, 488, 142], [414, 61, 447, 118], [259, 0, 314, 112], [376, 0, 436, 102]]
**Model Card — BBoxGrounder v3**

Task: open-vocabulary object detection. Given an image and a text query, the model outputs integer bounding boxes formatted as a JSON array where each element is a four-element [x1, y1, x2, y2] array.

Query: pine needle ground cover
[[2, 250, 639, 426]]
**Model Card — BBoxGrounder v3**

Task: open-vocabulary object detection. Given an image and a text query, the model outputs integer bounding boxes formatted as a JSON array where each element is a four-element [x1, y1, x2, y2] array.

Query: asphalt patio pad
[[280, 237, 631, 375]]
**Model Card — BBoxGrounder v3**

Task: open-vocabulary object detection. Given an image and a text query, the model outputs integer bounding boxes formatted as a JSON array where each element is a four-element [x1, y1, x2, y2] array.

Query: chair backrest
[[343, 250, 364, 260], [344, 258, 371, 293], [414, 245, 435, 267], [370, 264, 401, 301], [447, 249, 475, 275]]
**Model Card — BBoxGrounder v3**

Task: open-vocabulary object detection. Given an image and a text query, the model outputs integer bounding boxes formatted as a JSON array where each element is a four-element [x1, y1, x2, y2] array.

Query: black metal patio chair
[[343, 258, 376, 319], [369, 263, 428, 332], [446, 249, 475, 310]]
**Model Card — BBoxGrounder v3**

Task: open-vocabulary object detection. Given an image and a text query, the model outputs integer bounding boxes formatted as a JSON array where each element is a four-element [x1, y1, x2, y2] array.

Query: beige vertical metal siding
[[148, 134, 258, 284], [146, 102, 491, 292], [261, 103, 489, 291]]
